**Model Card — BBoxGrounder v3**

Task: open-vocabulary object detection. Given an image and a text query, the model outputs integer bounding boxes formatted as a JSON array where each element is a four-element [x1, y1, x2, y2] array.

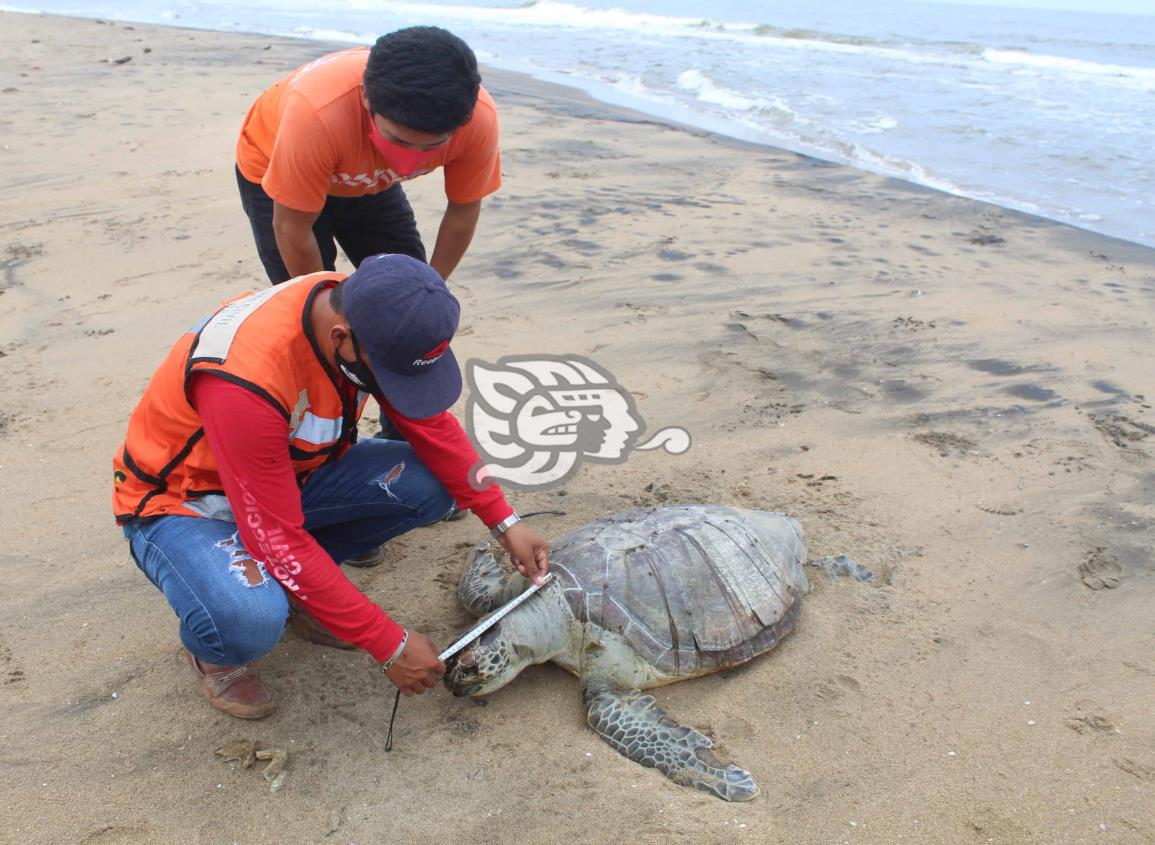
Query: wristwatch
[[490, 513, 521, 539], [379, 628, 409, 673]]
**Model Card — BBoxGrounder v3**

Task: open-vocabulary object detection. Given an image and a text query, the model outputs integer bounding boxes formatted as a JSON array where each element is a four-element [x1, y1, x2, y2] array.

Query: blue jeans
[[123, 439, 455, 665]]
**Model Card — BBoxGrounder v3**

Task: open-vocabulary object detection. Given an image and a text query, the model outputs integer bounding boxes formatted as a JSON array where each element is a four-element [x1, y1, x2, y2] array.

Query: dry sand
[[1, 11, 1153, 845]]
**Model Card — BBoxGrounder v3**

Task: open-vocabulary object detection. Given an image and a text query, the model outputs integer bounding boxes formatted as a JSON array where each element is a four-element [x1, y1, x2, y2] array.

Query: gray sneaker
[[342, 545, 387, 568]]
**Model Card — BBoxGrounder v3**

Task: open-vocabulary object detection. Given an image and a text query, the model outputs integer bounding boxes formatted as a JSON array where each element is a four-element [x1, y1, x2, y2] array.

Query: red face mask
[[367, 120, 445, 178]]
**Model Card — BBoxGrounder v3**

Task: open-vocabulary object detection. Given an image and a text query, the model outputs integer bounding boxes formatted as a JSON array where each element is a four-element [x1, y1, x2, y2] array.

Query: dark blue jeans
[[235, 166, 426, 285], [123, 439, 455, 665]]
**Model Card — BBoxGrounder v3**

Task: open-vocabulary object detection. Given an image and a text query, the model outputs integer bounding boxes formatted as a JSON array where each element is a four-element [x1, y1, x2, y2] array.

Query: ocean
[[4, 0, 1154, 248]]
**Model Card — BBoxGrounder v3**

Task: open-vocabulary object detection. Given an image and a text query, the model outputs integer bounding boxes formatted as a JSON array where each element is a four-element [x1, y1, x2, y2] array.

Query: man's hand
[[497, 521, 550, 585], [383, 630, 445, 697]]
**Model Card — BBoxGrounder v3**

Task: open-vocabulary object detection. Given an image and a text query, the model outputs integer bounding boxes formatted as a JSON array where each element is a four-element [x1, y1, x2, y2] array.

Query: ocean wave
[[848, 114, 898, 134], [3, 0, 1149, 248], [287, 26, 373, 44], [675, 69, 781, 114], [0, 0, 1008, 73], [607, 73, 962, 200], [328, 0, 985, 67], [983, 48, 1155, 88], [847, 143, 976, 199], [339, 0, 755, 35]]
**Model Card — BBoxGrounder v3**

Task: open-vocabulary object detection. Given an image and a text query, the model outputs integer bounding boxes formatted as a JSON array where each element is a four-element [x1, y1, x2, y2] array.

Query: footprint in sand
[[814, 674, 863, 706], [1079, 547, 1122, 590], [1066, 712, 1119, 736], [1114, 758, 1155, 782], [1, 638, 25, 686], [1005, 383, 1059, 402], [1089, 412, 1153, 452], [912, 430, 977, 457], [968, 358, 1026, 376], [966, 232, 1006, 246]]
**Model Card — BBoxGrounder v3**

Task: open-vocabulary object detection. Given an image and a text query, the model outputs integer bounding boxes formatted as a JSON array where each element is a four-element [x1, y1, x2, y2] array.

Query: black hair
[[330, 280, 346, 314], [363, 26, 481, 135]]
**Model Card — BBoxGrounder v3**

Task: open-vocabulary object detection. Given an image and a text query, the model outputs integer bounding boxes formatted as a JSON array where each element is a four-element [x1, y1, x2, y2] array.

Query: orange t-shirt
[[236, 48, 501, 213]]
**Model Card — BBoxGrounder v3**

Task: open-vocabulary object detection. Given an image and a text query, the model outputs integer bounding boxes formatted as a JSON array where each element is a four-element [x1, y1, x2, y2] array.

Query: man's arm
[[428, 199, 481, 281], [192, 374, 443, 694], [384, 400, 551, 583], [272, 201, 325, 278]]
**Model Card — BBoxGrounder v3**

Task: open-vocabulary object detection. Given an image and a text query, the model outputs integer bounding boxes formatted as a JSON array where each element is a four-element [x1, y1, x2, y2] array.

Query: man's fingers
[[527, 549, 547, 584]]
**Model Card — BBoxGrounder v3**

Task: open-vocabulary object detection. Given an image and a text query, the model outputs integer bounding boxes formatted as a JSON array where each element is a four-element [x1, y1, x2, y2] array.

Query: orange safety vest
[[112, 272, 368, 524]]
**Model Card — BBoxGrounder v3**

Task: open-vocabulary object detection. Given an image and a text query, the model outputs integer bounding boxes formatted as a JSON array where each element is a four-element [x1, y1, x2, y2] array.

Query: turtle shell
[[548, 505, 808, 676]]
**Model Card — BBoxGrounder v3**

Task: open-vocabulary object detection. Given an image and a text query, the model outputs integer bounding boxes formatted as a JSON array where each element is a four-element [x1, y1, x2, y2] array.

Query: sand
[[1, 11, 1153, 844]]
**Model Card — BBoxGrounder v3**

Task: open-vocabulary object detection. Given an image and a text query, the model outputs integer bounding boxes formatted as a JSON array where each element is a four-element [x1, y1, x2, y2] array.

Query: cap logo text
[[413, 340, 449, 367]]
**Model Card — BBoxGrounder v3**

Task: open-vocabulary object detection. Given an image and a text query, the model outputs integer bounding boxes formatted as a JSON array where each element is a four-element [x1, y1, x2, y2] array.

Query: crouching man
[[112, 254, 548, 718]]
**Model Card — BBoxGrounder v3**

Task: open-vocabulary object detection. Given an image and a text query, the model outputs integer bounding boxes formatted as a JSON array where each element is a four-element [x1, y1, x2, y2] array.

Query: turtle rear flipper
[[583, 684, 759, 802]]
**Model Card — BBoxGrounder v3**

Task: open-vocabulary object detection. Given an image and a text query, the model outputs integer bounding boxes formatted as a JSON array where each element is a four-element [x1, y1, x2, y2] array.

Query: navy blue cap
[[343, 254, 461, 419]]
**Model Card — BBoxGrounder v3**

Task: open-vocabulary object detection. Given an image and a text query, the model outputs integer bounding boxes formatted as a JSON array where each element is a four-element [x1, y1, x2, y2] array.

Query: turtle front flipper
[[583, 683, 759, 802], [458, 541, 527, 615]]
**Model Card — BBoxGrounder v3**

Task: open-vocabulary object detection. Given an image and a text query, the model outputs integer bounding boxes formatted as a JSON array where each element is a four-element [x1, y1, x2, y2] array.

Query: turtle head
[[444, 621, 532, 697], [445, 576, 570, 697]]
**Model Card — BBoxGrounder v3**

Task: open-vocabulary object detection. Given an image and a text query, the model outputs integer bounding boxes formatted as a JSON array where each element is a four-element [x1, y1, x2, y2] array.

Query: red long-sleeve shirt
[[191, 373, 511, 662]]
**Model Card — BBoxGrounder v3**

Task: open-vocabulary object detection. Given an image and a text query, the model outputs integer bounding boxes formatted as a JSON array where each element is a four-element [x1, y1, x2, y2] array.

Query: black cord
[[384, 688, 402, 752], [520, 510, 566, 519]]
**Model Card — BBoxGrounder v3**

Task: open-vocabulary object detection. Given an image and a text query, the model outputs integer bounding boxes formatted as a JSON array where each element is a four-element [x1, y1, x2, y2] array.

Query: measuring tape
[[438, 572, 556, 662]]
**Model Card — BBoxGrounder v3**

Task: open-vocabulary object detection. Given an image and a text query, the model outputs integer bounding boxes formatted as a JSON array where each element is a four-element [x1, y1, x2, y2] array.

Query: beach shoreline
[[2, 11, 1154, 844], [5, 5, 1155, 252]]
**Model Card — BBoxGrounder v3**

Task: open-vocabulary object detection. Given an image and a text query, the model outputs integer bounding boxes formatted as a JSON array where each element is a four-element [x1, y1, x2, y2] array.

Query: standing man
[[235, 26, 499, 285], [113, 255, 548, 719]]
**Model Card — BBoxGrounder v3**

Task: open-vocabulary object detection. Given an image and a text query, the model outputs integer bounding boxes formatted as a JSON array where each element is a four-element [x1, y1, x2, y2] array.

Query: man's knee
[[184, 588, 288, 665], [407, 465, 456, 525], [365, 442, 454, 522], [418, 480, 456, 525]]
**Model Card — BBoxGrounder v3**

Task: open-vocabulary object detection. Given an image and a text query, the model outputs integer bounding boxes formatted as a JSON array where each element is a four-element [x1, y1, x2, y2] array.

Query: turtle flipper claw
[[584, 686, 759, 802]]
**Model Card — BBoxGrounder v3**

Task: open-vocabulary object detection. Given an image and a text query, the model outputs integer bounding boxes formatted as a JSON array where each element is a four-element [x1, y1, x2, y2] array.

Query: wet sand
[[1, 11, 1153, 844]]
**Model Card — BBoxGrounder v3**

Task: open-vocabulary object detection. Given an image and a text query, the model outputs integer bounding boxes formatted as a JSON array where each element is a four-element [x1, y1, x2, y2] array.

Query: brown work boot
[[287, 599, 356, 650], [186, 651, 275, 720]]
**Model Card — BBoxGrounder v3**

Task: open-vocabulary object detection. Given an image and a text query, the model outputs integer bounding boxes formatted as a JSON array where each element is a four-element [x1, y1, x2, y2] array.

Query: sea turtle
[[444, 504, 809, 801]]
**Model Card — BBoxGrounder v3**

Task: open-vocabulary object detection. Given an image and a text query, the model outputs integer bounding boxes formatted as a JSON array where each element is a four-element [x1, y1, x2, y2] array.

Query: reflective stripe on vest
[[190, 282, 297, 364], [292, 410, 344, 445]]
